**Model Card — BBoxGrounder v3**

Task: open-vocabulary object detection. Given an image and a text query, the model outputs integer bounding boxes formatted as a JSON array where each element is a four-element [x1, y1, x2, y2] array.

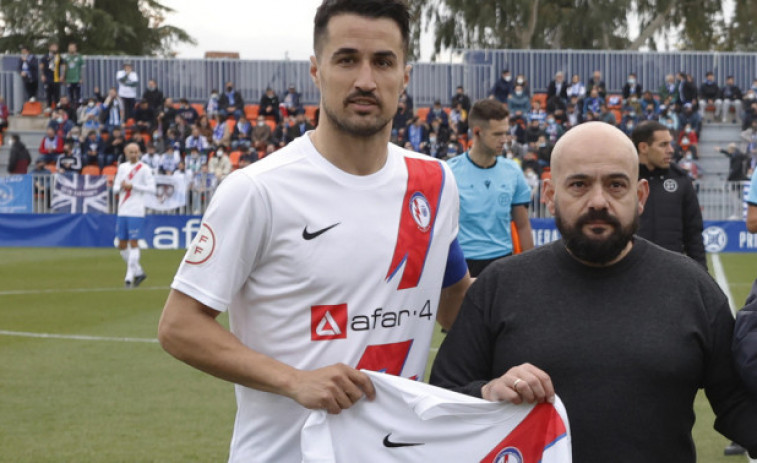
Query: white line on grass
[[0, 286, 169, 296], [0, 330, 159, 343], [711, 254, 736, 317]]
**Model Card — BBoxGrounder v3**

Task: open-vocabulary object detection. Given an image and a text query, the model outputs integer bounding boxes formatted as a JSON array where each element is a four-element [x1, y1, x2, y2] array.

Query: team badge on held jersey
[[409, 192, 432, 232], [185, 223, 216, 265], [663, 179, 678, 192], [493, 447, 524, 463]]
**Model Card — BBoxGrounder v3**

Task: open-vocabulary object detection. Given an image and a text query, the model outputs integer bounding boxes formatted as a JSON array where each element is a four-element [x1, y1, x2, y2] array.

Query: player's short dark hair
[[630, 120, 670, 151], [468, 99, 509, 130], [313, 0, 410, 61]]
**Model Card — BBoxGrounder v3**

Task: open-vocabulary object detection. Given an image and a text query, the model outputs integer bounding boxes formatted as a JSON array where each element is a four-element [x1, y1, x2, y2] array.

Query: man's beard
[[555, 204, 638, 265], [322, 90, 391, 137]]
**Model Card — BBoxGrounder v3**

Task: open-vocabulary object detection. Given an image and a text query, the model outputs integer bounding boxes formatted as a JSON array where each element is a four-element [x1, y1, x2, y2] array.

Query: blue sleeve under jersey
[[442, 238, 468, 288], [747, 170, 757, 206]]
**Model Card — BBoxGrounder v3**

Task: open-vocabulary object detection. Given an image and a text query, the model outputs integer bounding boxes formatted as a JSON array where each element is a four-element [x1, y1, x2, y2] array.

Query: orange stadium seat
[[229, 150, 242, 168], [102, 165, 118, 185], [45, 163, 57, 173], [606, 94, 623, 110], [304, 105, 319, 125], [415, 107, 430, 121], [611, 109, 622, 124], [531, 93, 548, 108], [226, 118, 236, 132], [244, 104, 259, 120], [511, 222, 522, 255], [265, 119, 277, 132], [191, 103, 205, 117], [81, 165, 101, 176], [21, 101, 43, 117]]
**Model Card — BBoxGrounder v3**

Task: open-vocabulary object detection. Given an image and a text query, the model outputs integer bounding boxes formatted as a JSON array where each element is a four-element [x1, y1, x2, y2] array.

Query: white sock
[[129, 247, 144, 276], [120, 248, 129, 263]]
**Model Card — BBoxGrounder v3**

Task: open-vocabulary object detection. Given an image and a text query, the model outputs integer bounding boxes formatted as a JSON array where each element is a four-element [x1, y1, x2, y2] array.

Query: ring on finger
[[512, 378, 524, 390]]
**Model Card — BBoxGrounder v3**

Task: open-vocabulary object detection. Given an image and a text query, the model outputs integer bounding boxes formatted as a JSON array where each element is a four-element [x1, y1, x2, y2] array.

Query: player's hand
[[121, 181, 132, 190], [481, 363, 554, 405], [287, 363, 376, 414]]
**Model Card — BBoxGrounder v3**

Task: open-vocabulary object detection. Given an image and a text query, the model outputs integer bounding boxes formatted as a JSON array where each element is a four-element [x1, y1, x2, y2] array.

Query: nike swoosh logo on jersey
[[302, 223, 340, 240], [383, 433, 424, 448]]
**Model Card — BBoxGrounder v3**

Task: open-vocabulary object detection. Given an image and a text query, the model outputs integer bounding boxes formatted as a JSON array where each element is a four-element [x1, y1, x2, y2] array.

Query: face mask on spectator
[[628, 78, 636, 85], [516, 79, 524, 85], [515, 91, 522, 96], [211, 93, 218, 99], [88, 101, 94, 108], [56, 117, 63, 123], [504, 75, 511, 82]]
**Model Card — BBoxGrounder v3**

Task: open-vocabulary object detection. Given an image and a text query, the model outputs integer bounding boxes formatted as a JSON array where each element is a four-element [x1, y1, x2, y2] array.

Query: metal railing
[[29, 172, 215, 215], [21, 173, 751, 221]]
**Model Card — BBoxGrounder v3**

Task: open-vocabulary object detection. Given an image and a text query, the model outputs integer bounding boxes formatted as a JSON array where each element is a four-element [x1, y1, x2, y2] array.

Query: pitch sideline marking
[[0, 286, 169, 296], [0, 330, 159, 343], [711, 254, 736, 317]]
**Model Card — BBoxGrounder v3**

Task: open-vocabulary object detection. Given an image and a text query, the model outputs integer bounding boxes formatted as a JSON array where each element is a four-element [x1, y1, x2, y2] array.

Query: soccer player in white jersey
[[112, 142, 156, 288], [158, 1, 472, 462]]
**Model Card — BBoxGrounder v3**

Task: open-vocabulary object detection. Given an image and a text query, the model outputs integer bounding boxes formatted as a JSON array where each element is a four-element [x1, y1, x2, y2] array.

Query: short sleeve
[[747, 170, 757, 206], [171, 170, 268, 312], [512, 167, 532, 206]]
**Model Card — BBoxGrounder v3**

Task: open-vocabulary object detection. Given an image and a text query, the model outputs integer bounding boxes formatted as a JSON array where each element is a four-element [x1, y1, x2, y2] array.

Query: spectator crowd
[[5, 43, 757, 212]]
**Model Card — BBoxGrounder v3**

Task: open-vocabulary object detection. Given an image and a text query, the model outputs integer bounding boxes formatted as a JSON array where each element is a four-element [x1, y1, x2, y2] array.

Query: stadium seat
[[210, 118, 218, 129], [229, 150, 242, 168], [304, 105, 319, 125], [45, 163, 57, 173], [21, 101, 43, 117], [244, 104, 259, 120], [265, 119, 277, 131], [511, 222, 522, 255], [606, 94, 623, 109], [531, 93, 548, 108], [416, 107, 430, 121], [191, 103, 205, 117], [81, 165, 101, 176], [225, 118, 236, 132], [141, 133, 151, 146], [102, 165, 117, 185], [611, 109, 622, 124]]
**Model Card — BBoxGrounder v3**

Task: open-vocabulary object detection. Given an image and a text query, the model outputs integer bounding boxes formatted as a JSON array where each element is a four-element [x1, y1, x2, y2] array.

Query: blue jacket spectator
[[734, 279, 757, 394], [507, 85, 531, 117], [18, 45, 39, 101]]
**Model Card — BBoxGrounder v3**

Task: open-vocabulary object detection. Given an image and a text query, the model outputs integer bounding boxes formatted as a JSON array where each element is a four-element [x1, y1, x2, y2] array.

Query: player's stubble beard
[[322, 89, 392, 137], [554, 203, 638, 265]]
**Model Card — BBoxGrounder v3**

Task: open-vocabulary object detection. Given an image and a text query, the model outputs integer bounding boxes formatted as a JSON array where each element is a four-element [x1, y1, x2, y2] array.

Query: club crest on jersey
[[311, 304, 348, 341], [409, 192, 432, 232], [185, 223, 216, 265], [494, 447, 523, 463], [663, 179, 678, 192]]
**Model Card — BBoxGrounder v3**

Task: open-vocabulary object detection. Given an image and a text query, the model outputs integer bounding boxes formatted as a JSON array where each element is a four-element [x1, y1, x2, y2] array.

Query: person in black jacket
[[7, 134, 32, 174], [631, 120, 707, 269]]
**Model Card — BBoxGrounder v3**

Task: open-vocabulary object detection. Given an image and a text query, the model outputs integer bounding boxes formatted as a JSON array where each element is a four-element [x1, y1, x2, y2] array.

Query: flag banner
[[145, 174, 187, 211], [0, 175, 33, 213], [51, 173, 109, 214]]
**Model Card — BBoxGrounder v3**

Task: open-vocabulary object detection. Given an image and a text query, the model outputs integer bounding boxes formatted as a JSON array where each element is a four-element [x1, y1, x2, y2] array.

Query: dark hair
[[630, 120, 670, 150], [468, 99, 509, 130], [313, 0, 410, 60]]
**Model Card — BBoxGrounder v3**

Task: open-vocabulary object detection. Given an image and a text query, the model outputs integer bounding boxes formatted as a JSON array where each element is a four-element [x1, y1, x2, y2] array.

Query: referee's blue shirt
[[447, 152, 532, 260]]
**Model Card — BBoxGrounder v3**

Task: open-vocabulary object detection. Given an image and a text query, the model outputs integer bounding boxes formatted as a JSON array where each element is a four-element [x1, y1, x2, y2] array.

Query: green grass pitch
[[0, 248, 754, 461]]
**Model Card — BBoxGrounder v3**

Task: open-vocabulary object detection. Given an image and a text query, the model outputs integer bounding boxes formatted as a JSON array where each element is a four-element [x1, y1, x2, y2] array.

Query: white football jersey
[[113, 161, 156, 217], [171, 134, 461, 462], [301, 371, 572, 463]]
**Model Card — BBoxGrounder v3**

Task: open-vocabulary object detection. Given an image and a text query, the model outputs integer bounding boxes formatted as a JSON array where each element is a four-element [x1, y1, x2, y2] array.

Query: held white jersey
[[301, 371, 572, 463], [113, 161, 157, 217], [171, 134, 460, 462]]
